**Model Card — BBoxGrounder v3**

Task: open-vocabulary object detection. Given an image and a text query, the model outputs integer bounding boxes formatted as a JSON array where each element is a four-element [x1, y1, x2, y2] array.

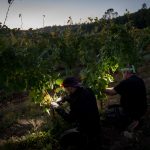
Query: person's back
[[115, 74, 147, 120], [67, 86, 100, 134], [51, 77, 101, 149], [104, 65, 147, 132]]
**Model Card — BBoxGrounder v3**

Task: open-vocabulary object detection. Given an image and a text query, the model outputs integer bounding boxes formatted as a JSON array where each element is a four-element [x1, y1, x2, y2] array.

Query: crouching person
[[51, 77, 101, 150], [104, 65, 147, 134]]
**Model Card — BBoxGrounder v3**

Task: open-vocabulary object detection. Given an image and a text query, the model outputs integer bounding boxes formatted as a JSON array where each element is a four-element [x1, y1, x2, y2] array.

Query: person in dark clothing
[[51, 77, 101, 150], [104, 65, 147, 133]]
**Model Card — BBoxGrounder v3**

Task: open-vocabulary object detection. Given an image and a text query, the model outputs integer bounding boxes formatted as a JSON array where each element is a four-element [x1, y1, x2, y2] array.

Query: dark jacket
[[114, 75, 147, 120], [57, 87, 101, 135]]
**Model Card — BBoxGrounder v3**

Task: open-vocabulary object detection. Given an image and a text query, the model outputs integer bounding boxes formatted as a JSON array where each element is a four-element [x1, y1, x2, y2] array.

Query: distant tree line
[[115, 8, 150, 29], [39, 7, 150, 34]]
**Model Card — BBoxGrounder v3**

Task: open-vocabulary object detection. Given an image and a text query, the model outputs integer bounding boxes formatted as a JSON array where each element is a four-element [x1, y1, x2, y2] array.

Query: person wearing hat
[[104, 65, 147, 134], [51, 77, 101, 150]]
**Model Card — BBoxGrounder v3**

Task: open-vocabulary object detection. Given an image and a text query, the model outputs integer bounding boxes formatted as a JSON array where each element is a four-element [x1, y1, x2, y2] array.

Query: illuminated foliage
[[0, 18, 150, 105]]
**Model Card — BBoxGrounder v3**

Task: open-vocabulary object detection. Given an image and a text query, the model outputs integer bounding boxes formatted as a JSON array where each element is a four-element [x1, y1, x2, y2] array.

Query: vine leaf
[[55, 79, 63, 86]]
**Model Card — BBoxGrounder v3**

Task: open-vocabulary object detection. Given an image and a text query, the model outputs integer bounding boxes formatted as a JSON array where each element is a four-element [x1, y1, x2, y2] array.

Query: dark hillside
[[38, 8, 150, 34], [115, 8, 150, 29]]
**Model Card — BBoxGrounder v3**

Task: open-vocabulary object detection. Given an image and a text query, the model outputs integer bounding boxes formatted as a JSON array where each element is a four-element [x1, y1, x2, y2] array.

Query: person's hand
[[56, 97, 63, 104], [123, 130, 133, 139], [104, 87, 117, 96], [50, 101, 60, 109]]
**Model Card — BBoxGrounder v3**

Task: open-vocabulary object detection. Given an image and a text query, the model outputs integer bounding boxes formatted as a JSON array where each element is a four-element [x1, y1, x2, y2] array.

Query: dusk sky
[[0, 0, 150, 30]]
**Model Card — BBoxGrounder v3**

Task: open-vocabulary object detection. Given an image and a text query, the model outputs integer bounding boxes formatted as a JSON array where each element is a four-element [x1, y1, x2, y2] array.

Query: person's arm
[[51, 96, 74, 122], [56, 95, 70, 105], [104, 87, 117, 96]]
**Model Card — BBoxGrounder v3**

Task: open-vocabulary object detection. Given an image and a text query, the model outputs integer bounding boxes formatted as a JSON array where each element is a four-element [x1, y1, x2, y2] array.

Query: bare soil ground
[[0, 94, 47, 146], [0, 93, 150, 150]]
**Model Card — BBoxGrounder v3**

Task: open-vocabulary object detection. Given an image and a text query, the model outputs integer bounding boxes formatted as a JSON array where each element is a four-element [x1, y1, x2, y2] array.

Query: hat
[[62, 77, 81, 88], [120, 65, 136, 73]]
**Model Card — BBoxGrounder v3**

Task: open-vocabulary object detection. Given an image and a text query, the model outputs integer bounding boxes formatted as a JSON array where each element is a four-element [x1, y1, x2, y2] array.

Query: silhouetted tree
[[19, 13, 23, 29], [43, 15, 46, 28], [103, 8, 118, 19], [142, 3, 147, 9]]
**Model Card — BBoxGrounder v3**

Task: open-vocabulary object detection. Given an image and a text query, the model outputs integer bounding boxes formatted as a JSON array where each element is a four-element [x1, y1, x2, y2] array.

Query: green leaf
[[55, 78, 63, 86], [45, 108, 50, 115]]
